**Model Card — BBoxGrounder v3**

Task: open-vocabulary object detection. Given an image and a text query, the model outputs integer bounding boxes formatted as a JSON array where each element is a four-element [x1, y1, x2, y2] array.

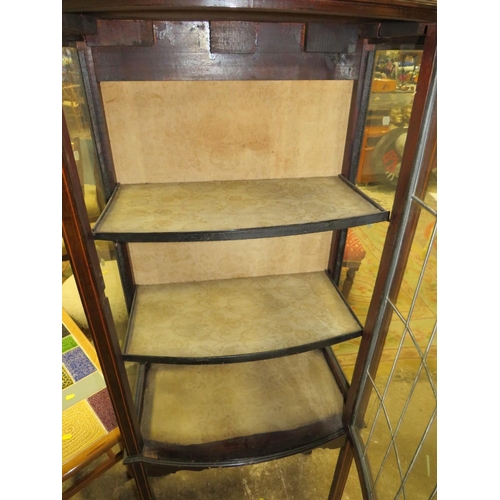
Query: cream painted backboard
[[129, 233, 333, 285], [101, 81, 353, 282], [101, 80, 353, 183]]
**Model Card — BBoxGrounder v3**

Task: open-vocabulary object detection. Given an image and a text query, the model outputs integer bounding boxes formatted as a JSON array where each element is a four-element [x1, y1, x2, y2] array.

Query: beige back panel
[[102, 81, 351, 282], [128, 232, 332, 285], [101, 80, 353, 183]]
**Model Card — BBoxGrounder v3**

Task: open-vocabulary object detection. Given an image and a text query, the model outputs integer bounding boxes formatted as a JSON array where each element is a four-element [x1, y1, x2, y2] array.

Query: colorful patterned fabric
[[62, 346, 97, 382], [62, 366, 74, 390], [88, 388, 118, 432], [62, 400, 107, 462], [344, 230, 366, 262], [62, 335, 78, 353]]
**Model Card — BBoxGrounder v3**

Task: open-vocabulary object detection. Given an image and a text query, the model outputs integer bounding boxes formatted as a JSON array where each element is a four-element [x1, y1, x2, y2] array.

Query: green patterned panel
[[62, 335, 78, 353]]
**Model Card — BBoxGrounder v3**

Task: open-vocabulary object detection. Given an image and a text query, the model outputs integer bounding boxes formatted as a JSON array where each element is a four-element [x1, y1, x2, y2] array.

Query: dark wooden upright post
[[62, 111, 155, 500], [328, 40, 375, 284]]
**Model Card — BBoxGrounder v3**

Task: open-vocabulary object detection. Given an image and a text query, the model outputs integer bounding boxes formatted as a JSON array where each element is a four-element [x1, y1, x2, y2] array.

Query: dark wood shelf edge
[[324, 268, 365, 330], [338, 174, 389, 214], [126, 430, 347, 470], [93, 211, 389, 242], [123, 329, 362, 365], [122, 269, 364, 364], [92, 176, 390, 242]]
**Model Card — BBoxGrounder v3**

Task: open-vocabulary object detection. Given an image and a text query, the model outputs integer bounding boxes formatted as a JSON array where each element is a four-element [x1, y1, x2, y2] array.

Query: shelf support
[[328, 42, 375, 286]]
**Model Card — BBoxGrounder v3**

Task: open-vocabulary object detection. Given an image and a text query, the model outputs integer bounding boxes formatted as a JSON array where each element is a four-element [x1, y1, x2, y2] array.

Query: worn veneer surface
[[140, 350, 344, 460], [100, 80, 353, 183], [126, 272, 360, 359]]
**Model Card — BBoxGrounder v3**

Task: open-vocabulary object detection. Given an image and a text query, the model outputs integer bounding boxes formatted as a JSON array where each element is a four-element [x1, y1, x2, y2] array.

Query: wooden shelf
[[93, 175, 389, 242], [123, 271, 362, 364], [124, 350, 345, 468]]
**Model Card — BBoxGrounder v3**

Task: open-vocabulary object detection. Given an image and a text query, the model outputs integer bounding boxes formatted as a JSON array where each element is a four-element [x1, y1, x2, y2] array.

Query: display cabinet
[[62, 2, 437, 499]]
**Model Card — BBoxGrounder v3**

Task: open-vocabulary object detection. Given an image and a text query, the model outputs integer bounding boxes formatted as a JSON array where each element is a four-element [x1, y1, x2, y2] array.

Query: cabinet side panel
[[129, 233, 332, 284], [100, 80, 353, 183]]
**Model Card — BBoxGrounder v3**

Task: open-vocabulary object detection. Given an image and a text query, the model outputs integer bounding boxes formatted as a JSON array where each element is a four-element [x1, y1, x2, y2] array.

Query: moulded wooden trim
[[62, 0, 437, 23]]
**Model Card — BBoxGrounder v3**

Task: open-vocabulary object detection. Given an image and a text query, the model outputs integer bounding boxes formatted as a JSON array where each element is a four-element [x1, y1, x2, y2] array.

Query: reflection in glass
[[395, 368, 437, 476], [346, 47, 436, 500], [357, 49, 422, 187], [125, 361, 140, 407], [62, 48, 128, 347], [62, 47, 105, 220], [62, 259, 94, 339], [353, 171, 436, 499], [395, 203, 437, 323], [335, 50, 422, 384]]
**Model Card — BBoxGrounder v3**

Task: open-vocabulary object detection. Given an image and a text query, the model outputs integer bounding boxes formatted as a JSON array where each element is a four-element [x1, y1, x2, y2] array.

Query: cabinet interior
[[101, 79, 354, 284]]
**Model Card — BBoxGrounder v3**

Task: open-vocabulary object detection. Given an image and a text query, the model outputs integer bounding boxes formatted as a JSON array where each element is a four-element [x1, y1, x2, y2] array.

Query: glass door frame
[[329, 24, 437, 500]]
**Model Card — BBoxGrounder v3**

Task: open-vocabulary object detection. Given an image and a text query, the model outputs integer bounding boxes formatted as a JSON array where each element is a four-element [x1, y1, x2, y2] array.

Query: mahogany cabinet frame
[[62, 3, 437, 499]]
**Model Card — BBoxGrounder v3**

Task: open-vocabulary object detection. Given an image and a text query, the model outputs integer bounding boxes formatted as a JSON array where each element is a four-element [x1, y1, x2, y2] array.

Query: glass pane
[[336, 221, 389, 383], [62, 259, 92, 338], [342, 48, 423, 299], [62, 47, 129, 348], [338, 49, 422, 385], [395, 205, 437, 324], [354, 49, 437, 500], [376, 333, 420, 431], [401, 415, 437, 500], [372, 443, 404, 500], [358, 49, 422, 188], [340, 222, 389, 324], [331, 336, 361, 383], [395, 368, 437, 475], [361, 391, 393, 478], [62, 47, 105, 220], [61, 242, 129, 347], [125, 361, 140, 407], [408, 227, 437, 355], [372, 313, 408, 395]]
